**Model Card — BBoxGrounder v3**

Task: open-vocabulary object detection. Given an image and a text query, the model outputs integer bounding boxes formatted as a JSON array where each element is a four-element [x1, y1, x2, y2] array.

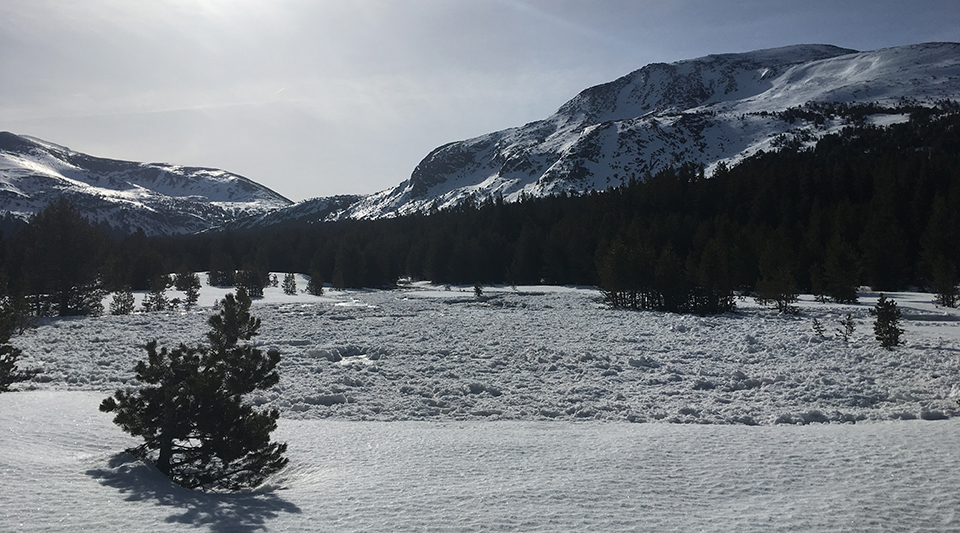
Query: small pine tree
[[870, 293, 904, 349], [5, 280, 36, 335], [928, 257, 958, 308], [0, 341, 29, 392], [755, 240, 799, 314], [100, 288, 287, 491], [174, 271, 202, 307], [812, 318, 826, 339], [306, 273, 324, 296], [282, 273, 297, 295], [207, 269, 234, 288], [110, 287, 136, 315], [0, 299, 33, 391], [837, 313, 856, 342], [822, 238, 861, 304], [754, 266, 800, 314]]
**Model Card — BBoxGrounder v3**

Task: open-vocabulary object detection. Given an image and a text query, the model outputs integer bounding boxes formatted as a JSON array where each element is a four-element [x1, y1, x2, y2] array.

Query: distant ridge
[[0, 132, 293, 236]]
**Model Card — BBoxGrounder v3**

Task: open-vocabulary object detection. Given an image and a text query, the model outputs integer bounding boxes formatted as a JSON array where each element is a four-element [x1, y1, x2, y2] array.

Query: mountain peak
[[332, 42, 960, 220]]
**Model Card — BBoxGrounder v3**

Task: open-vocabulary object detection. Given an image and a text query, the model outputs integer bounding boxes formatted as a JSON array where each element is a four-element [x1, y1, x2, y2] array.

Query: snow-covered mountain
[[335, 42, 960, 220], [0, 132, 293, 236], [213, 194, 362, 232]]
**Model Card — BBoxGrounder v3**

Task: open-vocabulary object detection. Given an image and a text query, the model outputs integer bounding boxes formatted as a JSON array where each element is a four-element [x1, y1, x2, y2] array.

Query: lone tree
[[101, 288, 287, 491], [109, 287, 136, 315], [306, 273, 324, 296], [870, 293, 904, 349]]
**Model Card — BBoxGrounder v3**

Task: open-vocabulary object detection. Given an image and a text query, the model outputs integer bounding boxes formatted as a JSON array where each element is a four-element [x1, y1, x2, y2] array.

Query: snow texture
[[3, 278, 960, 530], [14, 278, 959, 425], [2, 391, 959, 531]]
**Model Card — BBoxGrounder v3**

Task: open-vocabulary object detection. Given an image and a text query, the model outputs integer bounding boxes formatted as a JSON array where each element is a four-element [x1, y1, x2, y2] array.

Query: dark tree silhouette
[[0, 277, 34, 391], [871, 293, 904, 349], [18, 198, 106, 316]]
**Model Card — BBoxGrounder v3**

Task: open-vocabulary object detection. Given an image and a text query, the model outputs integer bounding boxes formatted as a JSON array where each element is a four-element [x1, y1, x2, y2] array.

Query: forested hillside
[[3, 103, 958, 315]]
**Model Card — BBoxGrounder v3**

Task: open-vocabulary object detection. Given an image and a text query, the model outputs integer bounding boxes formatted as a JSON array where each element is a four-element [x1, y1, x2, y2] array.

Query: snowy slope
[[214, 195, 362, 231], [336, 43, 960, 220], [0, 132, 293, 236]]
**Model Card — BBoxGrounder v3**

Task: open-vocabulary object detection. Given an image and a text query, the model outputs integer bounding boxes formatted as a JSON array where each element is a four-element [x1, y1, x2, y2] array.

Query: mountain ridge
[[3, 42, 959, 233], [0, 132, 293, 236]]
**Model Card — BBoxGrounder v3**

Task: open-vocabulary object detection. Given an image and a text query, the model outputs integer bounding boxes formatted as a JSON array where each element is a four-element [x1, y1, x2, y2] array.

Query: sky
[[2, 1, 959, 202]]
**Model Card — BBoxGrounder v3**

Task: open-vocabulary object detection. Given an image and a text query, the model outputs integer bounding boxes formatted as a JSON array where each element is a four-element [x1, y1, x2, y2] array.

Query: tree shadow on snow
[[86, 453, 301, 532]]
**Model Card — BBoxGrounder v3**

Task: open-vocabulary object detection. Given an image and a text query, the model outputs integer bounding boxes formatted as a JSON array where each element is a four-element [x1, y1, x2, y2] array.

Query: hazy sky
[[2, 1, 959, 201]]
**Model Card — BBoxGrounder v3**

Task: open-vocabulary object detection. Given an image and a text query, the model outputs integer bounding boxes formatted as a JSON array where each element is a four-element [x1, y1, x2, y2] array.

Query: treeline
[[3, 104, 959, 315]]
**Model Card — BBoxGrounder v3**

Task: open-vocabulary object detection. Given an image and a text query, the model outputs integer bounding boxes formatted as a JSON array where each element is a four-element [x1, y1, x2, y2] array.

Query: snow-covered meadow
[[3, 277, 959, 531]]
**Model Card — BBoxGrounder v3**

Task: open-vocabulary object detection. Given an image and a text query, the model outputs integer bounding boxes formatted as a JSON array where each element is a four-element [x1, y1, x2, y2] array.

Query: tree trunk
[[156, 380, 176, 476]]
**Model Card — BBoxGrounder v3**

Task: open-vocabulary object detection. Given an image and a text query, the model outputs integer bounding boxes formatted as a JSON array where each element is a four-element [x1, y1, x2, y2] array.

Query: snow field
[[2, 391, 959, 532], [4, 278, 960, 531], [13, 278, 960, 425]]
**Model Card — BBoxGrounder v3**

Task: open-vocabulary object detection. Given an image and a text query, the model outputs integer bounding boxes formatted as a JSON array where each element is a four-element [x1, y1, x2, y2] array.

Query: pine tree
[[921, 196, 959, 307], [235, 268, 265, 298], [306, 273, 324, 296], [18, 198, 106, 316], [100, 288, 287, 491], [754, 239, 799, 314], [837, 313, 856, 342], [174, 271, 202, 307], [870, 293, 904, 349], [755, 266, 800, 314], [282, 273, 297, 295], [110, 287, 136, 315], [822, 237, 861, 304], [141, 275, 170, 312], [0, 291, 33, 391]]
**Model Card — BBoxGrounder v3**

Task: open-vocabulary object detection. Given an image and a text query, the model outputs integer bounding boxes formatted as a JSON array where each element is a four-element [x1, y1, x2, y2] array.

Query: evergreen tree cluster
[[0, 284, 34, 391]]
